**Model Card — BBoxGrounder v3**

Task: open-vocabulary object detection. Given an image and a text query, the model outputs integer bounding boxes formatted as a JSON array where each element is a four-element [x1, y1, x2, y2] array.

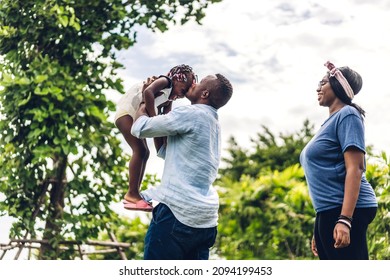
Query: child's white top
[[115, 79, 172, 121]]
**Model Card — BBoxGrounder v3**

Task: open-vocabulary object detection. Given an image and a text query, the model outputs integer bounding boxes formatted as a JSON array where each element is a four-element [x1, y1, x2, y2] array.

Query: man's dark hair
[[210, 73, 233, 109]]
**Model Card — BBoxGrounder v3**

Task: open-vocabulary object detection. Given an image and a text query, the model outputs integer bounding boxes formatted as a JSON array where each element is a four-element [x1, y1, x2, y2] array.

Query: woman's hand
[[333, 223, 351, 248], [311, 236, 319, 256]]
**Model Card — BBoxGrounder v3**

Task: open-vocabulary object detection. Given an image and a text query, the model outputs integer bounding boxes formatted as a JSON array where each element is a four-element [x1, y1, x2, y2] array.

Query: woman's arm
[[341, 147, 365, 217], [333, 147, 364, 248]]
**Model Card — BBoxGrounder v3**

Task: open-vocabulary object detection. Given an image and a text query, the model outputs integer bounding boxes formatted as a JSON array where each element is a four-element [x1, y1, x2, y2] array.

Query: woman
[[299, 61, 378, 260]]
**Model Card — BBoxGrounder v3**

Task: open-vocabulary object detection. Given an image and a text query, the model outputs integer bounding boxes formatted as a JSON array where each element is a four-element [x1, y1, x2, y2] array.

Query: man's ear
[[201, 90, 209, 99]]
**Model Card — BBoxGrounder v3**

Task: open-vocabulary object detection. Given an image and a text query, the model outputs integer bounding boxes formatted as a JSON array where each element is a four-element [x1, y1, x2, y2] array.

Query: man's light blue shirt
[[131, 104, 221, 228]]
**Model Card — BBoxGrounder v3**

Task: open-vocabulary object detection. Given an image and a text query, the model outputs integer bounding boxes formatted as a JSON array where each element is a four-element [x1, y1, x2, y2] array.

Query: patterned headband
[[324, 61, 355, 101]]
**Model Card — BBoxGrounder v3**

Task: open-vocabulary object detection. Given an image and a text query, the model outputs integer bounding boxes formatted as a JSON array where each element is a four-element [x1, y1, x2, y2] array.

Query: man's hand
[[157, 100, 172, 115], [142, 75, 158, 93], [134, 102, 148, 121]]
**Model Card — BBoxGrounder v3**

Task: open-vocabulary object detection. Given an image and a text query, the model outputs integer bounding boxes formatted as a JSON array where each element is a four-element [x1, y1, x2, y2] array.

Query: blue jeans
[[144, 203, 217, 260]]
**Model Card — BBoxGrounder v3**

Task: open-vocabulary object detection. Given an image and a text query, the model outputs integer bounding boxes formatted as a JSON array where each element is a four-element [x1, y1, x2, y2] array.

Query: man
[[131, 74, 233, 260]]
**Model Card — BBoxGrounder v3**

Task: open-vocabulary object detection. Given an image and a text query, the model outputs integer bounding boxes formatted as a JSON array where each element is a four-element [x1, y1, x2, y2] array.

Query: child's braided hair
[[167, 64, 194, 83]]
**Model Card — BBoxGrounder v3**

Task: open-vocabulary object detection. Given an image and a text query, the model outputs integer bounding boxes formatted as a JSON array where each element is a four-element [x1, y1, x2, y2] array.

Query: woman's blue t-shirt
[[299, 106, 377, 213]]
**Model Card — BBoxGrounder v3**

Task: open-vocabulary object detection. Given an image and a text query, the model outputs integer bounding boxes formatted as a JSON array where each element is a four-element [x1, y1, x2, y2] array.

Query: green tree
[[87, 216, 149, 260], [216, 165, 315, 259], [220, 119, 314, 181], [216, 122, 316, 259], [0, 0, 221, 259], [365, 152, 390, 259]]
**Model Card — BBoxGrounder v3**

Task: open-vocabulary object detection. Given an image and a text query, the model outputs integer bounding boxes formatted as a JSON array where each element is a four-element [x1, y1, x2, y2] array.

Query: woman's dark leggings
[[314, 206, 377, 260]]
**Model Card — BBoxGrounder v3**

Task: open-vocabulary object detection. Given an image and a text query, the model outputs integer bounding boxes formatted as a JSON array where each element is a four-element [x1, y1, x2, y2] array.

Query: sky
[[1, 0, 390, 257], [109, 0, 390, 174]]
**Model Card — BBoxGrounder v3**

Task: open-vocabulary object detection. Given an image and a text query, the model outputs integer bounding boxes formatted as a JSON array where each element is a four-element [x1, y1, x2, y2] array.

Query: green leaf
[[34, 75, 49, 84], [15, 77, 30, 85], [88, 106, 106, 120], [72, 21, 81, 31], [59, 15, 69, 27], [17, 92, 32, 106]]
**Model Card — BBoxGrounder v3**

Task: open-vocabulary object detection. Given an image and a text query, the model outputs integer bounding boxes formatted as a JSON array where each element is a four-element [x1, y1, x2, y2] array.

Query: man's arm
[[131, 106, 173, 139], [131, 106, 192, 139]]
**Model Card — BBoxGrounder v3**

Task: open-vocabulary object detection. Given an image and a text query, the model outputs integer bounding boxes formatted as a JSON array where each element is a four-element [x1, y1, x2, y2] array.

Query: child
[[115, 64, 197, 211]]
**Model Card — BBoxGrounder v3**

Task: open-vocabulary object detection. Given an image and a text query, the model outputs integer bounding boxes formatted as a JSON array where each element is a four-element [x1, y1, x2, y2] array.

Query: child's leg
[[115, 115, 150, 203]]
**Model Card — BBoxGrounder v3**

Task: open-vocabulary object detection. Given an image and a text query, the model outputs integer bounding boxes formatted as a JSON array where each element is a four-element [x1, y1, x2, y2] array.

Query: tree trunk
[[39, 155, 67, 259]]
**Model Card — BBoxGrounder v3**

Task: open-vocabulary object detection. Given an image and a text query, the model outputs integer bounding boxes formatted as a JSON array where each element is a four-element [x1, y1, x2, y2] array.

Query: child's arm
[[142, 76, 170, 117], [141, 76, 158, 92]]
